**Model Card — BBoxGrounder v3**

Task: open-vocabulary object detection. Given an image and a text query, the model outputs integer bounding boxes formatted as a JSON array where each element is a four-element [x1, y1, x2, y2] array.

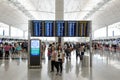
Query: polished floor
[[0, 50, 120, 80]]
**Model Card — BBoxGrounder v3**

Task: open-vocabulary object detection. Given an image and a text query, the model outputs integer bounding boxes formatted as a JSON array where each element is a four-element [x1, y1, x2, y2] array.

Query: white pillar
[[55, 0, 64, 46], [9, 25, 11, 37], [55, 0, 64, 20], [23, 31, 25, 38], [106, 26, 108, 37]]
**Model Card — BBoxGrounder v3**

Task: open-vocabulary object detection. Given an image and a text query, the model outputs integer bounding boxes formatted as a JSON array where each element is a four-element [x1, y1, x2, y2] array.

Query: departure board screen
[[30, 20, 90, 37], [44, 21, 54, 36], [78, 21, 89, 37], [67, 21, 76, 36], [56, 21, 65, 37], [32, 21, 42, 36]]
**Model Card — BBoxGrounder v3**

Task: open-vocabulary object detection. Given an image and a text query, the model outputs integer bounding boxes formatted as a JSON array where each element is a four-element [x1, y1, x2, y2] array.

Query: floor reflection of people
[[28, 69, 41, 80], [81, 61, 89, 78], [4, 60, 9, 71], [75, 61, 80, 77], [47, 60, 53, 79], [65, 61, 71, 73], [15, 59, 20, 66], [0, 60, 2, 66]]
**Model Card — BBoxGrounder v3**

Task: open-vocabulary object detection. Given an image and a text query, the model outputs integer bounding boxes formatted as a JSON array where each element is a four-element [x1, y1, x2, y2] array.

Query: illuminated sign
[[78, 21, 89, 37], [45, 21, 54, 36], [56, 21, 65, 36], [68, 21, 76, 36], [30, 20, 90, 37], [30, 40, 40, 56], [32, 21, 42, 36]]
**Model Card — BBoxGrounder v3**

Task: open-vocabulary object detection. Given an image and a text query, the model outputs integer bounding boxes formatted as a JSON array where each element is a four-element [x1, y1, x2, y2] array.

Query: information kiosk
[[29, 39, 41, 68]]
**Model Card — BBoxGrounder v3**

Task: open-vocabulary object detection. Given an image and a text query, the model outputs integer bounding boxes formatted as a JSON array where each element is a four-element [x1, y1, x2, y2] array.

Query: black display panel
[[30, 20, 90, 37], [55, 21, 65, 37], [30, 39, 41, 66], [44, 21, 54, 37], [67, 21, 76, 36], [78, 21, 89, 37], [32, 21, 42, 36]]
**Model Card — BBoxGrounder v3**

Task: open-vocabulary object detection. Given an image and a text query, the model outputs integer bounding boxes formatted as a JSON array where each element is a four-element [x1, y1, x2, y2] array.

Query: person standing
[[76, 42, 80, 61], [50, 46, 56, 72], [48, 44, 52, 60], [80, 45, 85, 60], [0, 44, 3, 59], [15, 43, 22, 55], [55, 45, 65, 75], [4, 43, 11, 59]]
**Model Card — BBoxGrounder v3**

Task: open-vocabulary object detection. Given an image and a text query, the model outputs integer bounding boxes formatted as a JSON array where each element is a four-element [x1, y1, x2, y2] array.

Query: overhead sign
[[30, 20, 90, 37], [56, 21, 65, 37], [67, 21, 76, 36], [32, 21, 42, 36], [44, 21, 54, 36], [78, 21, 89, 37]]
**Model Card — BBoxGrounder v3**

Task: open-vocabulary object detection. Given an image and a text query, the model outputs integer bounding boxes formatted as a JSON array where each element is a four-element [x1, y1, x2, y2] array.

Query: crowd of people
[[93, 42, 120, 52], [0, 40, 88, 76], [47, 42, 87, 76], [0, 41, 28, 59]]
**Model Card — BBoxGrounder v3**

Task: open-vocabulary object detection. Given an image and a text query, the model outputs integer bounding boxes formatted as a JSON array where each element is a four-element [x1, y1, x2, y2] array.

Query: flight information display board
[[30, 20, 90, 37], [44, 21, 54, 37], [78, 21, 89, 37], [55, 21, 65, 37], [32, 21, 42, 36], [67, 21, 77, 36]]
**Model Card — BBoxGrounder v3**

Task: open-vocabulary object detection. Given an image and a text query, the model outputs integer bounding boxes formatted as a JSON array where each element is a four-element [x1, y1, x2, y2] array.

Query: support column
[[55, 0, 64, 46], [55, 0, 64, 20], [9, 25, 11, 37], [106, 26, 108, 38], [90, 22, 92, 67], [23, 31, 25, 38]]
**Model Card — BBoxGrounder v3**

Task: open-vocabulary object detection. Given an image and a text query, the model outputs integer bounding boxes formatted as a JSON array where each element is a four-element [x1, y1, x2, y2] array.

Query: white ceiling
[[0, 0, 119, 32], [0, 0, 29, 31], [89, 0, 120, 31]]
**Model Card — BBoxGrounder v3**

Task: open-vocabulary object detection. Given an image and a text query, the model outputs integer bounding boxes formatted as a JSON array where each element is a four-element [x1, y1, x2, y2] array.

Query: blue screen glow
[[56, 21, 64, 36], [45, 21, 53, 36], [31, 40, 40, 56], [68, 21, 76, 36], [33, 21, 42, 36]]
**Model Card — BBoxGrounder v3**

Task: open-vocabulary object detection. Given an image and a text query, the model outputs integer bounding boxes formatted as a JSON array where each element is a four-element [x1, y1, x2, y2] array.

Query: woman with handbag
[[55, 45, 65, 76]]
